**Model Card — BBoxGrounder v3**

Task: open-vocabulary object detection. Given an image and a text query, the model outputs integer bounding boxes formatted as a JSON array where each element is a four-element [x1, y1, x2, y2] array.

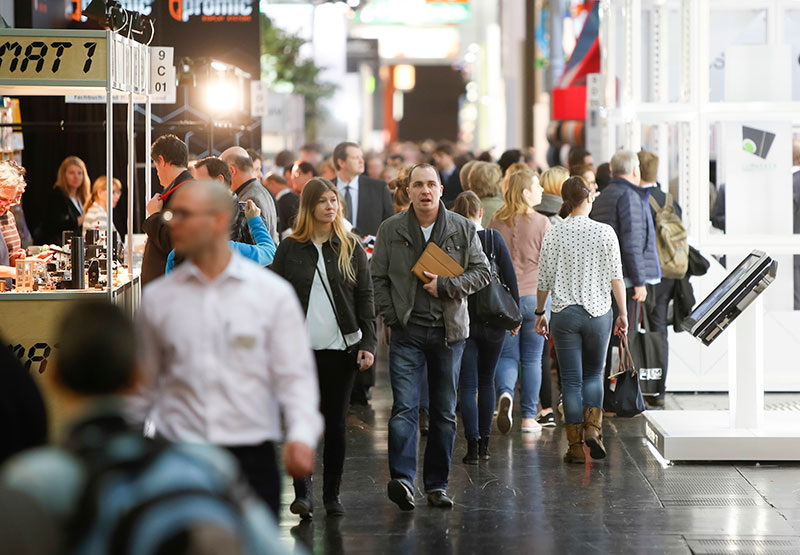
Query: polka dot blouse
[[537, 215, 624, 317]]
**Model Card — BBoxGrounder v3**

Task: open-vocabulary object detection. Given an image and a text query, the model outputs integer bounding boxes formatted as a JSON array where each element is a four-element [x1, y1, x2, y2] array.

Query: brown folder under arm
[[411, 242, 464, 284]]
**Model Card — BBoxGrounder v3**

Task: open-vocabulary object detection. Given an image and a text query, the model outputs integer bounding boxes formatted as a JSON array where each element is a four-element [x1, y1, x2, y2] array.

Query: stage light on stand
[[205, 81, 239, 113]]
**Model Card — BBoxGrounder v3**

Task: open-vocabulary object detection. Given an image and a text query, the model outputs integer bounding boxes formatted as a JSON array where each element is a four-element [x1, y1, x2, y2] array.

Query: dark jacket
[[276, 190, 300, 235], [141, 169, 194, 287], [440, 168, 463, 207], [0, 341, 48, 465], [352, 175, 393, 237], [468, 228, 519, 323], [590, 176, 661, 287], [270, 234, 377, 355], [371, 201, 491, 343], [41, 188, 83, 246]]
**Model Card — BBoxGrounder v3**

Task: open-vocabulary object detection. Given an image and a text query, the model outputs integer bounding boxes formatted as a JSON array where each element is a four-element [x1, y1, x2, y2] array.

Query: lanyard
[[158, 180, 190, 202]]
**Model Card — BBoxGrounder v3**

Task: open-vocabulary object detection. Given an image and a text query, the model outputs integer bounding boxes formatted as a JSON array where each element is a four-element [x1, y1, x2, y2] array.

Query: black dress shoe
[[462, 439, 479, 465], [387, 479, 415, 511], [324, 497, 346, 517], [426, 491, 454, 509]]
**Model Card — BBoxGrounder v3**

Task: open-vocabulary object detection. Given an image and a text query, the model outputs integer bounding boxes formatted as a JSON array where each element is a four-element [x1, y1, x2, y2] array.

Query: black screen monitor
[[681, 250, 777, 345]]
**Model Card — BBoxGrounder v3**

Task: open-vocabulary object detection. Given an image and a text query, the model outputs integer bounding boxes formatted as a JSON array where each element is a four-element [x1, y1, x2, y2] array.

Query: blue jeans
[[388, 324, 465, 493], [459, 323, 506, 440], [494, 295, 549, 418], [550, 305, 613, 425]]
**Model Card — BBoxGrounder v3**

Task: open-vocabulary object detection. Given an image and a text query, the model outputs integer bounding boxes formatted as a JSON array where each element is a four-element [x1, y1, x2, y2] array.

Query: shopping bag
[[628, 302, 667, 398], [608, 331, 646, 417]]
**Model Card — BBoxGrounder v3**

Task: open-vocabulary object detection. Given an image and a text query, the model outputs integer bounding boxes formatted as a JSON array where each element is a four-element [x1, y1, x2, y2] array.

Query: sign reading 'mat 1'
[[0, 30, 108, 83]]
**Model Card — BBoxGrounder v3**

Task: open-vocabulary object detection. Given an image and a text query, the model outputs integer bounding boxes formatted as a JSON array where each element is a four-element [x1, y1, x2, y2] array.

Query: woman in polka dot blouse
[[534, 176, 629, 465]]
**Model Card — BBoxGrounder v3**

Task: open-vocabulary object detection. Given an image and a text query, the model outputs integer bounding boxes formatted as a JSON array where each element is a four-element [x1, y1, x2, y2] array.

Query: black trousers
[[646, 278, 674, 396], [227, 441, 280, 520], [296, 349, 358, 499]]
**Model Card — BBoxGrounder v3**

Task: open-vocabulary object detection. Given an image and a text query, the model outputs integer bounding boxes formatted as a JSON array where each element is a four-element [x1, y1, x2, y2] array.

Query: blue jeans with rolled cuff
[[494, 295, 550, 419]]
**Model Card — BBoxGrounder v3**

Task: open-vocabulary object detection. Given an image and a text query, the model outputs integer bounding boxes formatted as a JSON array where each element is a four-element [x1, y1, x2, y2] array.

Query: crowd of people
[[0, 134, 689, 553]]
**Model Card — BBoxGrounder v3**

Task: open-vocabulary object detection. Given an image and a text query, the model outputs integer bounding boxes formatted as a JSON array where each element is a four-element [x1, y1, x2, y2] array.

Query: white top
[[83, 202, 117, 236], [337, 174, 360, 228], [69, 195, 84, 215], [537, 215, 624, 317], [421, 223, 434, 242], [305, 243, 361, 350], [127, 251, 323, 449]]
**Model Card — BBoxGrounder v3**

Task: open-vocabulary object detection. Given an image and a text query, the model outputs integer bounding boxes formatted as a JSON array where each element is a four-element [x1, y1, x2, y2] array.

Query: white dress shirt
[[537, 215, 624, 317], [336, 174, 359, 228], [127, 251, 323, 449]]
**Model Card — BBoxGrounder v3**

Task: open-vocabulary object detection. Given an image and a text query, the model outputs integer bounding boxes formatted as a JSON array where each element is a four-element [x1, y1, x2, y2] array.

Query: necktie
[[344, 185, 353, 223]]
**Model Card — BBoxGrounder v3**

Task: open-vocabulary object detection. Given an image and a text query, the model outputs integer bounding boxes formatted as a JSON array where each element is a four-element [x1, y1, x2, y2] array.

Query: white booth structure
[[594, 0, 800, 460]]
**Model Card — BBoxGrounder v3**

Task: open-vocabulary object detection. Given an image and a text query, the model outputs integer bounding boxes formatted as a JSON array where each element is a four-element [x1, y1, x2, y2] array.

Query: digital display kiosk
[[681, 250, 777, 345]]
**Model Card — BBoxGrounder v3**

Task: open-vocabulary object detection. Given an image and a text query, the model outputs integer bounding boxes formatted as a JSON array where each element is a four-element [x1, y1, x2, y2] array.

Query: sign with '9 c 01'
[[0, 35, 107, 81]]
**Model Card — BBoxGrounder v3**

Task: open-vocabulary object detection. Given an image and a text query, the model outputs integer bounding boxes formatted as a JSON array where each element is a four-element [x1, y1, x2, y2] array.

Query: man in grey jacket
[[221, 147, 279, 242], [371, 163, 490, 511]]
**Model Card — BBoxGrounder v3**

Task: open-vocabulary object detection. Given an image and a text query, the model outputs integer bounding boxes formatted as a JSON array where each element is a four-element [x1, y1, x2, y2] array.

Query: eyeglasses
[[162, 209, 215, 223]]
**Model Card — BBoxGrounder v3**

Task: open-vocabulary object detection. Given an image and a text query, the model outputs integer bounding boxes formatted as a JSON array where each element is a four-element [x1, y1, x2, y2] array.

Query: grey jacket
[[371, 202, 491, 344], [233, 178, 279, 242]]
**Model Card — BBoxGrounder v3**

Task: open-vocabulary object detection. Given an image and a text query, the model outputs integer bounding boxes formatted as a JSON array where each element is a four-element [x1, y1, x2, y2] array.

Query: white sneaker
[[521, 417, 542, 433], [497, 393, 513, 434]]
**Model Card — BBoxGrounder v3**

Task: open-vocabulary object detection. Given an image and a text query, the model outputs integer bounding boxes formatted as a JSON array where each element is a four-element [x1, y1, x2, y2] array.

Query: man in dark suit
[[432, 142, 462, 208], [333, 141, 393, 238], [333, 141, 393, 405], [142, 135, 194, 287], [263, 172, 299, 239]]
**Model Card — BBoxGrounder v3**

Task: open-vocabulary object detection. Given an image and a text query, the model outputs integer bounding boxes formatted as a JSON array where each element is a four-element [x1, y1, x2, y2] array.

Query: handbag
[[475, 229, 523, 330], [608, 328, 646, 417], [628, 302, 667, 398]]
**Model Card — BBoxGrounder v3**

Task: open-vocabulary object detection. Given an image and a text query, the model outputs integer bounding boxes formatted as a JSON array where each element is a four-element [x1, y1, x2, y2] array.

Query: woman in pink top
[[488, 170, 551, 433]]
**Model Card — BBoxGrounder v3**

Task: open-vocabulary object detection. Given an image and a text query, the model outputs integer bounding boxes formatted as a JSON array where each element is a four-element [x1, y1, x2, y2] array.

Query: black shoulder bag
[[475, 229, 523, 330]]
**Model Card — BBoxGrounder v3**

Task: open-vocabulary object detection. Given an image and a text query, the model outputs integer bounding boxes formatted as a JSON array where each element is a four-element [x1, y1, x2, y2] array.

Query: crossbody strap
[[315, 261, 350, 350]]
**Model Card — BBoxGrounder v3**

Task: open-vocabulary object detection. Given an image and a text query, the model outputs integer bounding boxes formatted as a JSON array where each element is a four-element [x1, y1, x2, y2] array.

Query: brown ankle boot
[[564, 424, 585, 463], [583, 407, 606, 460]]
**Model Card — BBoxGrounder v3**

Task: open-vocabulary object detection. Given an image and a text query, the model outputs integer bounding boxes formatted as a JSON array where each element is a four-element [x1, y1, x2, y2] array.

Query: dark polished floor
[[278, 347, 800, 554]]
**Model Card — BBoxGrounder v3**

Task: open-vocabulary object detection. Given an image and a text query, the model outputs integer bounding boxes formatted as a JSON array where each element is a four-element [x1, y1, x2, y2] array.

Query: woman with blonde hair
[[468, 162, 503, 227], [536, 166, 570, 225], [43, 156, 91, 245], [83, 176, 123, 235], [488, 170, 551, 434], [271, 177, 376, 519]]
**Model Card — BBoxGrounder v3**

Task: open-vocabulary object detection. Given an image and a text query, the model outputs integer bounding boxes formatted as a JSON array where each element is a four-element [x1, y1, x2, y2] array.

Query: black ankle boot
[[323, 474, 345, 517], [462, 438, 479, 465], [291, 477, 313, 520], [479, 437, 491, 461]]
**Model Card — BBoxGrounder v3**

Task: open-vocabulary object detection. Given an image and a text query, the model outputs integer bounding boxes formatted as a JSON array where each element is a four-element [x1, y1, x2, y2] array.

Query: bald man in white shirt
[[127, 180, 323, 519]]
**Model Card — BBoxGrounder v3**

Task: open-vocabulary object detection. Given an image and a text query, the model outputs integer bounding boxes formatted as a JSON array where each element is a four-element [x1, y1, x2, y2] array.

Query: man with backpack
[[591, 150, 662, 412], [639, 150, 688, 407], [0, 301, 294, 555]]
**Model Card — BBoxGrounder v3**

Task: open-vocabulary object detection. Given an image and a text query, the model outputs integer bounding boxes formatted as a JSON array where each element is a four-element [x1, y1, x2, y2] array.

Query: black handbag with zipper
[[475, 229, 523, 330]]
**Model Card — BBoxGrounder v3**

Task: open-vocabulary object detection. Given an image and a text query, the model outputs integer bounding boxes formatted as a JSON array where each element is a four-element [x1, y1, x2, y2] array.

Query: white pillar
[[728, 296, 765, 429]]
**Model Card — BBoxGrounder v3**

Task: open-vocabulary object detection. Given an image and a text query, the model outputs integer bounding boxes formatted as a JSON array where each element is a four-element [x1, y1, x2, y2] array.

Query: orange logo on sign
[[169, 0, 183, 21]]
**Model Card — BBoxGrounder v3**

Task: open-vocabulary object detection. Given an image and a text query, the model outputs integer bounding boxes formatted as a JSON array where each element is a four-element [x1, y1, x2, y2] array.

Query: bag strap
[[648, 194, 661, 212], [615, 332, 636, 376], [315, 260, 350, 350], [486, 229, 496, 261]]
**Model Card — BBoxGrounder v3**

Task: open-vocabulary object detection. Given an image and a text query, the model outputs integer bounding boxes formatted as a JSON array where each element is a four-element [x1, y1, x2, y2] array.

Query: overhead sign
[[0, 31, 107, 82], [356, 0, 470, 25], [250, 80, 268, 117]]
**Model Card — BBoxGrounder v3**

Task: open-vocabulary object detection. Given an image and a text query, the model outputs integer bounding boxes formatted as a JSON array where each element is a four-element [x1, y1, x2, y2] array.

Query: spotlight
[[205, 81, 239, 113]]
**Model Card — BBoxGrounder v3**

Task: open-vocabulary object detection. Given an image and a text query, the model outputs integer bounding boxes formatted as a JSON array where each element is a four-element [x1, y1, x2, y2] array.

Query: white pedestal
[[644, 297, 800, 462]]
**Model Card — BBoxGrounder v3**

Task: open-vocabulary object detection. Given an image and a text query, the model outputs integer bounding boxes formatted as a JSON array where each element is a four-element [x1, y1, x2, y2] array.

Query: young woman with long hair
[[270, 177, 377, 519], [43, 156, 91, 245], [535, 176, 628, 463], [488, 170, 551, 434]]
